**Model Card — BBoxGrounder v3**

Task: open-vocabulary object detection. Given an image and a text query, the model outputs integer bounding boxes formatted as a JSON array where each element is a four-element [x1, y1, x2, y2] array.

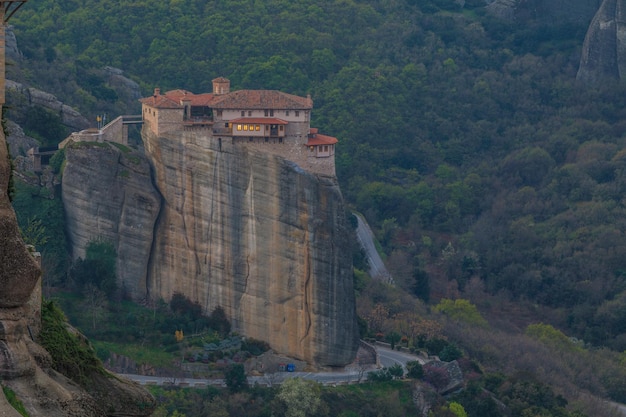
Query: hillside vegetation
[[7, 0, 626, 415], [11, 0, 626, 350]]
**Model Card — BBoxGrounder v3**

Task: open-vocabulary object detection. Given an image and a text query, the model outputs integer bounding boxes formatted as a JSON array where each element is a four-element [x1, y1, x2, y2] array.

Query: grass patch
[[109, 141, 131, 153], [2, 386, 29, 417], [39, 300, 106, 385], [93, 341, 176, 369]]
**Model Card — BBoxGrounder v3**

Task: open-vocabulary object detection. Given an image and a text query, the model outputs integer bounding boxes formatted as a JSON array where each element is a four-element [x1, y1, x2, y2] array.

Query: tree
[[434, 299, 488, 327], [224, 363, 248, 393], [209, 306, 231, 337], [276, 378, 324, 417], [82, 282, 108, 330]]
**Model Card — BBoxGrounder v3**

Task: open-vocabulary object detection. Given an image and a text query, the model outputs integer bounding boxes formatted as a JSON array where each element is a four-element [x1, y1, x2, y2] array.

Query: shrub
[[406, 361, 424, 379], [439, 343, 463, 362]]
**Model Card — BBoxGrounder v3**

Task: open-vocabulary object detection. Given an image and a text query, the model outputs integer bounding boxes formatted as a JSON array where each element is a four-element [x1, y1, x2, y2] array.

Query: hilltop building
[[139, 77, 338, 176]]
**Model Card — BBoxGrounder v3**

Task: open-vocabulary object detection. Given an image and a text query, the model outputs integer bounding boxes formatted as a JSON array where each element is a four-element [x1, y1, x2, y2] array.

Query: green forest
[[7, 0, 626, 415]]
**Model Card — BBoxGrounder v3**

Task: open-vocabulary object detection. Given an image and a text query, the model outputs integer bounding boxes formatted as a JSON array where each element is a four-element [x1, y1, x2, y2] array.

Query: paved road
[[377, 345, 425, 369], [119, 345, 424, 388], [353, 213, 393, 284]]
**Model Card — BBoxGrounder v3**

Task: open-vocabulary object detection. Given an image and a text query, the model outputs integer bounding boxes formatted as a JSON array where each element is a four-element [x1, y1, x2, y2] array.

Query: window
[[241, 111, 245, 116], [255, 125, 260, 131], [217, 110, 222, 116], [270, 109, 274, 116], [324, 145, 328, 152], [286, 111, 290, 116], [243, 124, 249, 131], [295, 111, 300, 117], [237, 124, 242, 131], [279, 126, 284, 131], [225, 122, 229, 128], [264, 110, 268, 116], [248, 111, 252, 116]]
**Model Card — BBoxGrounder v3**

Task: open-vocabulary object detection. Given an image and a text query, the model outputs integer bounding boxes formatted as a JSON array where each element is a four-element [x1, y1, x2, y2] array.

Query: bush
[[439, 343, 463, 362], [367, 368, 393, 382], [406, 361, 424, 379]]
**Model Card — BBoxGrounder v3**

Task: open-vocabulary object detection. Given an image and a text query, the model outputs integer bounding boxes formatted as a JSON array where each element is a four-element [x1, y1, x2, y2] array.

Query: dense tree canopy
[[9, 0, 626, 351]]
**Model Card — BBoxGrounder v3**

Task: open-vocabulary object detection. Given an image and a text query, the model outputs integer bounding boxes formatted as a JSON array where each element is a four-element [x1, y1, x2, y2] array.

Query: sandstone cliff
[[577, 0, 626, 84], [62, 129, 359, 366], [62, 141, 161, 298], [1, 120, 154, 416], [143, 130, 359, 367]]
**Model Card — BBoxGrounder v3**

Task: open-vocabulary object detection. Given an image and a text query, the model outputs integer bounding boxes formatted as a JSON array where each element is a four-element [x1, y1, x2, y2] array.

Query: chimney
[[212, 77, 230, 95], [154, 87, 160, 97]]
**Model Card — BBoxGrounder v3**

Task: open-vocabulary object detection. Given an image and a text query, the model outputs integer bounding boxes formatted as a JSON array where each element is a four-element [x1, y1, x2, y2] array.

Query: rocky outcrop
[[577, 0, 626, 84], [62, 141, 161, 298], [0, 118, 154, 416], [6, 80, 90, 132], [62, 128, 360, 366], [485, 0, 600, 24]]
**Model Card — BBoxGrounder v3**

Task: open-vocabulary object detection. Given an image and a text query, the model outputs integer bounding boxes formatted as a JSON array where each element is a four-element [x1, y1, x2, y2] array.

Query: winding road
[[353, 213, 393, 284]]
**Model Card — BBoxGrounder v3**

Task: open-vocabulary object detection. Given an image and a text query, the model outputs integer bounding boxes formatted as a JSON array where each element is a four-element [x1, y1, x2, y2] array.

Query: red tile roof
[[307, 129, 338, 146], [228, 117, 288, 125], [210, 90, 313, 110], [139, 93, 182, 109], [163, 90, 214, 106], [141, 88, 312, 110]]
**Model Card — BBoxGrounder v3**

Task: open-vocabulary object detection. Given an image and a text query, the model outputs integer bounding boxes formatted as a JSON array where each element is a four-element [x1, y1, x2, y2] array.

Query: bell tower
[[0, 0, 27, 105]]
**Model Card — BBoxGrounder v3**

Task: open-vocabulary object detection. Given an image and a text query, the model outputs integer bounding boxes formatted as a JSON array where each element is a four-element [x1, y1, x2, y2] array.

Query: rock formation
[[62, 126, 359, 366], [577, 0, 626, 84], [143, 130, 359, 366], [1, 120, 154, 416], [62, 141, 161, 298], [485, 0, 601, 24], [6, 80, 90, 132]]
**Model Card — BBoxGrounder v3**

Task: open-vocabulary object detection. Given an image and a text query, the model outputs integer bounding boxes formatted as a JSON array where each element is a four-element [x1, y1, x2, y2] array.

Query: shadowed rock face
[[0, 128, 39, 308], [62, 142, 161, 298], [1, 125, 155, 416], [577, 0, 626, 83]]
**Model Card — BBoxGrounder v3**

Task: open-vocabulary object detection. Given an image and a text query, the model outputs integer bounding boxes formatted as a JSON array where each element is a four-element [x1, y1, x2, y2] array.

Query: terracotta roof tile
[[210, 90, 313, 110], [307, 129, 338, 146]]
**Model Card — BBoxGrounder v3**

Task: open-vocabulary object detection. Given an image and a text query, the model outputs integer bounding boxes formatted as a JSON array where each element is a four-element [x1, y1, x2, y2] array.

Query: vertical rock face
[[577, 0, 626, 84], [142, 130, 358, 366], [62, 142, 161, 298], [61, 129, 359, 366]]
